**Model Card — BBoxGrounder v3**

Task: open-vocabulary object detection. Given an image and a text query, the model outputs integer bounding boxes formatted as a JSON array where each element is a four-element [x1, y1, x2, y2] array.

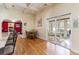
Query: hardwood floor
[[70, 50, 79, 55], [14, 38, 75, 55]]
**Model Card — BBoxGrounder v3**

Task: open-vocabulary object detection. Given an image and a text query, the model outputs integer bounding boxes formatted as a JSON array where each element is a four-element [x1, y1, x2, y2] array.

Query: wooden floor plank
[[14, 38, 75, 55]]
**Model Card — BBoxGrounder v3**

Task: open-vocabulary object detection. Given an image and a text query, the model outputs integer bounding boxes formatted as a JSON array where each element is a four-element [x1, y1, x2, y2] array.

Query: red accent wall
[[14, 21, 22, 34], [2, 21, 8, 32], [2, 20, 22, 34]]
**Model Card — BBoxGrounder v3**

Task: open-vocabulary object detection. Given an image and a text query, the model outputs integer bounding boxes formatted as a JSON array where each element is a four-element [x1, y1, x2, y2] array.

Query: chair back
[[3, 32, 18, 55]]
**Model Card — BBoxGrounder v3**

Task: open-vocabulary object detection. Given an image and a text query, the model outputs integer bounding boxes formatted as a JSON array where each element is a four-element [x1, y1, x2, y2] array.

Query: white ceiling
[[0, 3, 54, 15]]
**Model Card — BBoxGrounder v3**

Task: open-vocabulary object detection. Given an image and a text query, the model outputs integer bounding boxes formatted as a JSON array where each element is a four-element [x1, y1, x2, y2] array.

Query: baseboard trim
[[70, 49, 79, 55], [37, 37, 47, 41]]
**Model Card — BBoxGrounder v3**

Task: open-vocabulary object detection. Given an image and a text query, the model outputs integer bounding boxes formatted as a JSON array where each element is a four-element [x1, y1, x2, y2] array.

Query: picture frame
[[38, 17, 42, 27], [24, 23, 27, 26]]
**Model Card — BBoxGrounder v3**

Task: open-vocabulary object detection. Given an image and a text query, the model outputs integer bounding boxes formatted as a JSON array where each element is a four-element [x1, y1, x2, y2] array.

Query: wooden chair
[[26, 31, 38, 39]]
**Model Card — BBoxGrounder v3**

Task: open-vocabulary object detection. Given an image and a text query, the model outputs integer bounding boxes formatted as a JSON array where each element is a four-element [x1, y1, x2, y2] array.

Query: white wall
[[35, 3, 79, 53], [0, 6, 35, 38], [1, 3, 79, 53]]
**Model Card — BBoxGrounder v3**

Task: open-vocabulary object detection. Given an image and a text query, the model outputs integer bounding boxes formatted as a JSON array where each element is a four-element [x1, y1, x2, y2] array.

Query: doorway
[[47, 13, 71, 49], [2, 20, 22, 34]]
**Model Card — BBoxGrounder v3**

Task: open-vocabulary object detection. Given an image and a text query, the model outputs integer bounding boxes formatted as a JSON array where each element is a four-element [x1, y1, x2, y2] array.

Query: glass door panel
[[48, 17, 71, 49], [48, 20, 56, 43], [55, 18, 71, 49]]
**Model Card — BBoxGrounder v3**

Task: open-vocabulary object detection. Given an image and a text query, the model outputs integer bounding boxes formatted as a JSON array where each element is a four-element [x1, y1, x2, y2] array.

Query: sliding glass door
[[55, 18, 71, 48], [48, 14, 71, 49]]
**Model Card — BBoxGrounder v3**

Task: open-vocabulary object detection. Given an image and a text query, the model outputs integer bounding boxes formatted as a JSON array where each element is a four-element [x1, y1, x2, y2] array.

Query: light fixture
[[12, 20, 15, 22], [25, 3, 31, 7], [44, 4, 47, 6], [12, 5, 15, 7]]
